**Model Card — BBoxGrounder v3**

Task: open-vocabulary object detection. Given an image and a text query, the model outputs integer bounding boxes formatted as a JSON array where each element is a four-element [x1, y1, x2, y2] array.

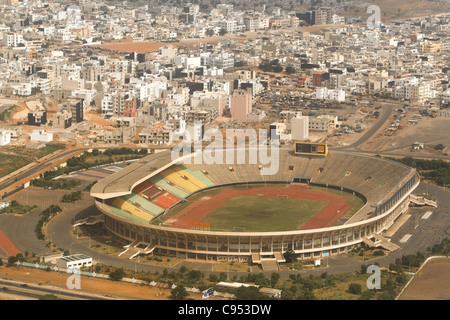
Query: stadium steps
[[118, 240, 141, 259], [373, 234, 400, 252], [72, 214, 104, 227], [410, 194, 437, 207], [273, 252, 286, 263], [362, 235, 400, 252], [260, 260, 279, 272]]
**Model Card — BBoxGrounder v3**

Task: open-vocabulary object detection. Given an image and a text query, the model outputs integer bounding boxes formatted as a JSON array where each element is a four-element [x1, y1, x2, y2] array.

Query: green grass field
[[201, 195, 328, 232], [0, 154, 33, 178]]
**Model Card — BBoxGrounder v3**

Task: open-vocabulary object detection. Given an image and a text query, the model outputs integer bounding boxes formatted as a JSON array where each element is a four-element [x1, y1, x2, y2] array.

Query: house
[[30, 129, 53, 142]]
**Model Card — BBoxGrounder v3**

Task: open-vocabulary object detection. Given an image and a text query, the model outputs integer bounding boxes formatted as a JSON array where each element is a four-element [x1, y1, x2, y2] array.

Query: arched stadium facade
[[90, 148, 420, 262]]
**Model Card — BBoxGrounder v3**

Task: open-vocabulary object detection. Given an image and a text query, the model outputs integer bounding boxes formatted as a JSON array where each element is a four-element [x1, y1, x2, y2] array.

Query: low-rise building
[[30, 129, 53, 142], [56, 254, 93, 269]]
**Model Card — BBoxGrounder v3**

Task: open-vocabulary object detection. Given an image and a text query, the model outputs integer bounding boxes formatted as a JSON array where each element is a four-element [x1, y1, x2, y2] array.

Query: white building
[[290, 116, 309, 141], [56, 254, 93, 269], [3, 33, 23, 47], [218, 19, 237, 33], [0, 131, 11, 146], [316, 87, 346, 102], [30, 129, 53, 142]]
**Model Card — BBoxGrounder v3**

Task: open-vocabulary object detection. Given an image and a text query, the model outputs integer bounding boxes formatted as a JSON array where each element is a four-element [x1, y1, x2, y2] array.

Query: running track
[[0, 230, 21, 258], [164, 185, 353, 230]]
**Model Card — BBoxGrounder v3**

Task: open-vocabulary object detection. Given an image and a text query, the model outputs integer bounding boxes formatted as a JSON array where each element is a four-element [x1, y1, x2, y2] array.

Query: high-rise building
[[230, 90, 252, 121]]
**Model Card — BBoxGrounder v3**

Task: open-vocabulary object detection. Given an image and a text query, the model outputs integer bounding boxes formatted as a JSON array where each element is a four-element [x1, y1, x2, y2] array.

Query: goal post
[[277, 195, 289, 199]]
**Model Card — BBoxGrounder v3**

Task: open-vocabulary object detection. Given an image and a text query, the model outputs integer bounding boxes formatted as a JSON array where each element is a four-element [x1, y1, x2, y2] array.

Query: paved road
[[336, 101, 398, 151], [0, 147, 89, 195], [0, 279, 113, 300]]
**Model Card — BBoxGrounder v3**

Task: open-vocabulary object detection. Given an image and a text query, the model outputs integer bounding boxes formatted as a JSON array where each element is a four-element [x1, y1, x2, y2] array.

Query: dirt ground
[[398, 258, 450, 300], [0, 265, 210, 300], [365, 116, 450, 154], [95, 25, 338, 53], [342, 0, 449, 20]]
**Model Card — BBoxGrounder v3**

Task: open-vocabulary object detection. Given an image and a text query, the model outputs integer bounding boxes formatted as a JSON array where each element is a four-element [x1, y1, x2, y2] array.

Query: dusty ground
[[342, 0, 449, 20], [398, 258, 450, 300], [364, 115, 450, 154], [95, 25, 338, 53], [0, 265, 211, 300]]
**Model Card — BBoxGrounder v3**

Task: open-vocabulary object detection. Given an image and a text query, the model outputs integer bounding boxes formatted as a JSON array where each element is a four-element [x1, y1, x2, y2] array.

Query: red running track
[[0, 230, 21, 257], [165, 185, 353, 230]]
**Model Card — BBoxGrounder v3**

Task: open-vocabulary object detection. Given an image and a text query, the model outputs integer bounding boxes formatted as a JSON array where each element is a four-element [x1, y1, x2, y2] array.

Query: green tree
[[270, 273, 280, 288], [109, 268, 125, 281], [219, 28, 227, 36], [7, 256, 18, 267], [283, 250, 296, 263], [205, 29, 215, 36], [285, 65, 296, 74], [348, 283, 362, 295], [171, 285, 189, 300], [235, 286, 264, 300]]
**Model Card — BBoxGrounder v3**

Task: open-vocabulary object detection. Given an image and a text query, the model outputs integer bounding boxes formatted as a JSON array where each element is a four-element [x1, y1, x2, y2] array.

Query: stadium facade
[[91, 148, 419, 262]]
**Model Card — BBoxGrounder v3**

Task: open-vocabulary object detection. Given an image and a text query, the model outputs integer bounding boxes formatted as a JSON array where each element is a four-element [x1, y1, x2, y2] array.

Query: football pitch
[[200, 195, 328, 232]]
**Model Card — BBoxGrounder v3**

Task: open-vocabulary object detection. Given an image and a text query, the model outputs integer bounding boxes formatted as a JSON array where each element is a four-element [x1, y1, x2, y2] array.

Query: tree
[[283, 250, 296, 263], [348, 283, 362, 295], [109, 268, 125, 281], [270, 273, 280, 288], [219, 28, 227, 36], [285, 65, 296, 74], [235, 286, 264, 300], [7, 256, 18, 267], [171, 285, 189, 300], [205, 29, 215, 36]]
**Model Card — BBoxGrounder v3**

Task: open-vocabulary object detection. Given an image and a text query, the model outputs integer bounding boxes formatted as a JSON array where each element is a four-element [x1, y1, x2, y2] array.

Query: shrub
[[109, 268, 125, 281], [348, 283, 362, 295]]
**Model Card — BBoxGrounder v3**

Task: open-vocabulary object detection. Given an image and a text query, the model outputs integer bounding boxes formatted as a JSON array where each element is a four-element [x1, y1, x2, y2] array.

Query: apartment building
[[96, 126, 136, 144], [3, 33, 23, 47], [230, 89, 252, 122], [139, 128, 172, 145]]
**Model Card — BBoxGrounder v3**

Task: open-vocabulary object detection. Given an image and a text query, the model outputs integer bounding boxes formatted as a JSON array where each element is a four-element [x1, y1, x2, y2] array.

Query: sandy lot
[[96, 25, 338, 53], [398, 258, 450, 300], [365, 116, 450, 154]]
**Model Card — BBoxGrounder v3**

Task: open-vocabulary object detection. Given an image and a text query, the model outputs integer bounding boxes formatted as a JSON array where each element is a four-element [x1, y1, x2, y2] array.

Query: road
[[334, 101, 398, 152], [0, 279, 114, 300], [0, 147, 90, 195]]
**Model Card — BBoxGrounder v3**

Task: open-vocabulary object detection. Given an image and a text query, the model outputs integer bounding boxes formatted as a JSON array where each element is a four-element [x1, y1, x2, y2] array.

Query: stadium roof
[[90, 150, 174, 200]]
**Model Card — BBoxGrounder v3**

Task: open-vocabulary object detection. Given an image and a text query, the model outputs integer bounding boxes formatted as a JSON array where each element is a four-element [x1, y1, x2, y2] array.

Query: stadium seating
[[111, 197, 155, 223], [122, 193, 165, 216], [149, 174, 191, 199], [159, 166, 207, 193]]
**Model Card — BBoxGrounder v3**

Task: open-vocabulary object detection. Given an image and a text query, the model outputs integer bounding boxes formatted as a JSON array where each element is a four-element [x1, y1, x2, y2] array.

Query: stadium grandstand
[[91, 147, 419, 265]]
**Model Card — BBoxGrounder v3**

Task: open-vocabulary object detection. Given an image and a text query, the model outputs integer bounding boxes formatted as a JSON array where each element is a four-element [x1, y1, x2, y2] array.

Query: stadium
[[90, 145, 420, 268]]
